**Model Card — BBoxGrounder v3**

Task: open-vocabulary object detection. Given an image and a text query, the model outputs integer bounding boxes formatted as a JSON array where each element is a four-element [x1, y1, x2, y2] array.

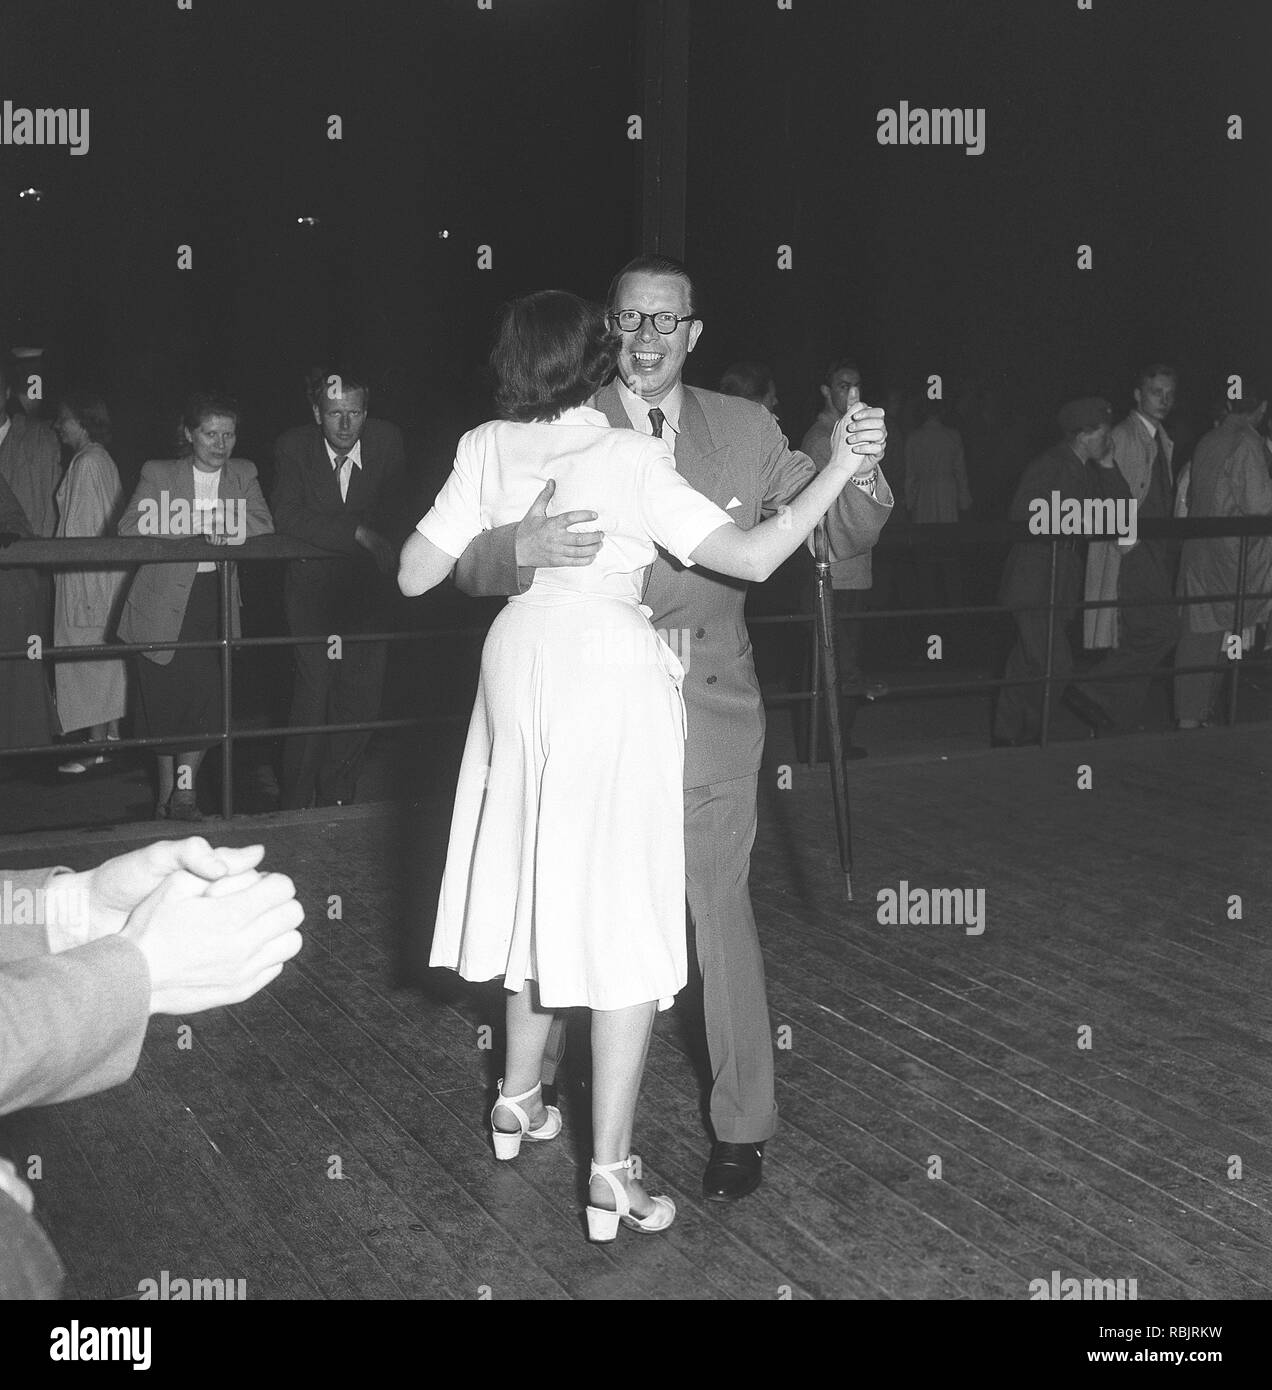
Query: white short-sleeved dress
[[417, 405, 733, 1011]]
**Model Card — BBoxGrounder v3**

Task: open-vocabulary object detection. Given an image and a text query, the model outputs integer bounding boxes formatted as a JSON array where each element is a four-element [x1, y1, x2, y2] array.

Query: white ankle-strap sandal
[[585, 1156, 676, 1242], [490, 1079, 562, 1160]]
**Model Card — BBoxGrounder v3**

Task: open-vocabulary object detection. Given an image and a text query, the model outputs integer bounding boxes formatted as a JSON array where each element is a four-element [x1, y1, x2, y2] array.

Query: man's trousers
[[993, 607, 1076, 742], [281, 569, 389, 809], [1079, 542, 1178, 727]]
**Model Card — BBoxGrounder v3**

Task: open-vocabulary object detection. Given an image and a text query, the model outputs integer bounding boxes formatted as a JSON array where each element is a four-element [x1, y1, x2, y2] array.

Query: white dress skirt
[[418, 407, 734, 1012]]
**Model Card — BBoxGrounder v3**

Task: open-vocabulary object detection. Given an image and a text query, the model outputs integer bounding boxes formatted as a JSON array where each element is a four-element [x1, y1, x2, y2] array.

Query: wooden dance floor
[[2, 726, 1269, 1300]]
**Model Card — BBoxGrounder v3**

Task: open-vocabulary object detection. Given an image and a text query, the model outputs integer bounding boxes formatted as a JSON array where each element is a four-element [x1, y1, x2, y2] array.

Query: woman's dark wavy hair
[[491, 291, 619, 423]]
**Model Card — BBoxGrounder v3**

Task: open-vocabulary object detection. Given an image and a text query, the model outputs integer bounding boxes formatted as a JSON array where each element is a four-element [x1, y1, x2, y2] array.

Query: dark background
[[1, 0, 1268, 505]]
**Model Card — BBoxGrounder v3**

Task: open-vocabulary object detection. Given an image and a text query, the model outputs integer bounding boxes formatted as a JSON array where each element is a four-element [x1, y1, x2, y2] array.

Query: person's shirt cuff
[[850, 468, 878, 500]]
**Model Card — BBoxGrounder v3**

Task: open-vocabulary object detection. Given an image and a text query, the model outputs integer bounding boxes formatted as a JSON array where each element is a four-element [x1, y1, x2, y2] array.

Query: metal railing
[[1, 516, 1269, 821], [766, 515, 1272, 750]]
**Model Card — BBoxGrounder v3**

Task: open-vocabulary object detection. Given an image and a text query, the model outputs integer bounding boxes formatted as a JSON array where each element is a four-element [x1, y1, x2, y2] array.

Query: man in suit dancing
[[272, 369, 407, 809], [454, 255, 890, 1200]]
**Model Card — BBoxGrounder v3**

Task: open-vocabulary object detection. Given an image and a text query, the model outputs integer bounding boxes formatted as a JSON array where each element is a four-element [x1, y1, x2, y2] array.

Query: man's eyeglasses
[[610, 310, 695, 335]]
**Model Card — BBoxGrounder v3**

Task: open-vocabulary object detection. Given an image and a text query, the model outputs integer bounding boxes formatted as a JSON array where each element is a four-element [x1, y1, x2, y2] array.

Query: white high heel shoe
[[585, 1157, 676, 1242], [490, 1079, 562, 1160]]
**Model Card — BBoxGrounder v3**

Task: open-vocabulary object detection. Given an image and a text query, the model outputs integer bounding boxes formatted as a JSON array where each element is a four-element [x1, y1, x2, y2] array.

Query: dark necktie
[[648, 408, 665, 439], [334, 452, 350, 502], [1144, 428, 1170, 517]]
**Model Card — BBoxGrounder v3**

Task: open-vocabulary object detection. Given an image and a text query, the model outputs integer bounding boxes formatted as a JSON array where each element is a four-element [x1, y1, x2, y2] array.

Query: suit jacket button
[[706, 675, 717, 684], [695, 627, 706, 638]]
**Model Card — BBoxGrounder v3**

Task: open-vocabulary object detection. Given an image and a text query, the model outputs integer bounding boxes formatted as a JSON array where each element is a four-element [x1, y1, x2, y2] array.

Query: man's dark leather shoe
[[1061, 684, 1115, 735], [703, 1142, 765, 1201]]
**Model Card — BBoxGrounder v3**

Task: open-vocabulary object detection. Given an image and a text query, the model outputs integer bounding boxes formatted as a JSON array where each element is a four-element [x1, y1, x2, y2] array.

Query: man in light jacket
[[1077, 365, 1180, 729]]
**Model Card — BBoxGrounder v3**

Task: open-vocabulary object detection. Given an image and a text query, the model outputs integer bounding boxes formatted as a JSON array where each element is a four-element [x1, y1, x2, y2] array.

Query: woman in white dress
[[399, 291, 878, 1241], [52, 394, 128, 774]]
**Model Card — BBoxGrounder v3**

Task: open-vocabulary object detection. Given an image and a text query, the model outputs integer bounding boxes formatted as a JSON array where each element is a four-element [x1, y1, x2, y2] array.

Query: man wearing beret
[[993, 398, 1132, 745]]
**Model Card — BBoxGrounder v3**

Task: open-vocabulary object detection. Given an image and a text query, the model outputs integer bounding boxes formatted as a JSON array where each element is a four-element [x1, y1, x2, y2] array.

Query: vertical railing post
[[1039, 539, 1059, 748], [1227, 534, 1249, 728], [807, 595, 823, 766], [219, 558, 234, 821]]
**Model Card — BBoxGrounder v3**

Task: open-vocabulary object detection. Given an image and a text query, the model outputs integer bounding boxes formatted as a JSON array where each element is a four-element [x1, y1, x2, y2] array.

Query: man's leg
[[540, 1014, 568, 1088], [833, 587, 869, 747], [993, 609, 1049, 742], [684, 776, 777, 1146], [318, 634, 389, 804], [1173, 628, 1224, 726], [1082, 544, 1178, 726], [281, 583, 334, 811]]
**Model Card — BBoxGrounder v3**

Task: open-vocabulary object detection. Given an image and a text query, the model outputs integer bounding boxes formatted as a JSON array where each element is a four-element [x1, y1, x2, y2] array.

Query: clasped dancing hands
[[829, 399, 888, 476]]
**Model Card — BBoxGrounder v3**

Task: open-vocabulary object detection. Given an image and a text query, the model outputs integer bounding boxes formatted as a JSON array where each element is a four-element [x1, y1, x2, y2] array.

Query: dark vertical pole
[[807, 591, 823, 766], [814, 521, 853, 901], [1227, 534, 1249, 727], [1039, 541, 1059, 748], [219, 560, 234, 821], [640, 0, 690, 258]]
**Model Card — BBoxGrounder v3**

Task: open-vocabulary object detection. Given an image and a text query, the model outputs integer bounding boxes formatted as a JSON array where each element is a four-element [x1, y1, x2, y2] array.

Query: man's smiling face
[[612, 270, 703, 406]]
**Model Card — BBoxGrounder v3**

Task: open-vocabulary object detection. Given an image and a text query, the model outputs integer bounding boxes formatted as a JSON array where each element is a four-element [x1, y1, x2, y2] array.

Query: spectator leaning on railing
[[115, 392, 273, 821]]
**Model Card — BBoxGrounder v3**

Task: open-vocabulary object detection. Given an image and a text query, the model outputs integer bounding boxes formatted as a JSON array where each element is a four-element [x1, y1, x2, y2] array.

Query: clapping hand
[[49, 839, 268, 952], [121, 866, 304, 1015]]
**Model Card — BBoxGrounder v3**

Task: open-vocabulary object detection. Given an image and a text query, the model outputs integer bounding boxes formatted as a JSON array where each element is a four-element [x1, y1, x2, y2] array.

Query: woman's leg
[[155, 754, 175, 809], [498, 983, 557, 1132], [173, 748, 207, 798], [589, 1000, 658, 1215]]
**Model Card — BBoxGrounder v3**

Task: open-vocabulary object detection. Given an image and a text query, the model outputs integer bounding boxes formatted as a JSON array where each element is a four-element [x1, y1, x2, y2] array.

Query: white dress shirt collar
[[617, 378, 683, 438], [0, 415, 10, 450], [324, 437, 363, 469], [1133, 410, 1161, 439]]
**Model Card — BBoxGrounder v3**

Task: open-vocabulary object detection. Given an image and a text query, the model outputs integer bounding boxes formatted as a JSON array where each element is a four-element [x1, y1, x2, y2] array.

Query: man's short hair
[[1135, 362, 1178, 391], [490, 290, 619, 423], [308, 367, 371, 411], [606, 254, 700, 318], [1225, 374, 1266, 414], [821, 357, 861, 389], [718, 361, 774, 404], [58, 390, 112, 446]]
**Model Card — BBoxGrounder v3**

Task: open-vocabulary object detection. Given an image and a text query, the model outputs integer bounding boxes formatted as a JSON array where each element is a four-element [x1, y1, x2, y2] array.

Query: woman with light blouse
[[116, 393, 273, 819]]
